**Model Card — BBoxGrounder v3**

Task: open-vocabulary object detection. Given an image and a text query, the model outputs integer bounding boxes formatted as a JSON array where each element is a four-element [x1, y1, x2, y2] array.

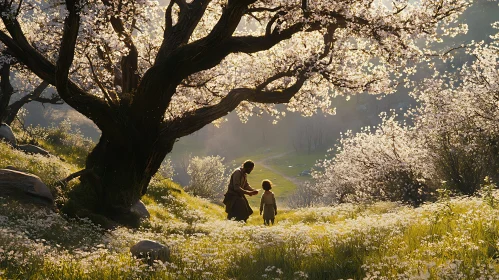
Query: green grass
[[265, 151, 326, 178], [12, 123, 94, 169], [145, 175, 226, 224], [232, 150, 328, 207], [246, 165, 297, 206], [36, 138, 91, 169], [229, 199, 499, 279], [4, 174, 499, 279], [0, 141, 75, 188]]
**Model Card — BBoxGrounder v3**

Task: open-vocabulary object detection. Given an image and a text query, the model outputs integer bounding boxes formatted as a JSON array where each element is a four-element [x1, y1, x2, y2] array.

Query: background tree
[[287, 182, 322, 208], [0, 54, 62, 125], [315, 22, 499, 204], [292, 117, 328, 154], [0, 0, 472, 225]]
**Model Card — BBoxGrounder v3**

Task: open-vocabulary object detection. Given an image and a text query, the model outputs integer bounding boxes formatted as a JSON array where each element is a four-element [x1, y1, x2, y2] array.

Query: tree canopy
[[1, 0, 472, 129]]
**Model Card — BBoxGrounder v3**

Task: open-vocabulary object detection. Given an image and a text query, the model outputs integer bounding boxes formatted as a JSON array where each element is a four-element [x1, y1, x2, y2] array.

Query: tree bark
[[0, 63, 14, 123], [71, 128, 175, 224]]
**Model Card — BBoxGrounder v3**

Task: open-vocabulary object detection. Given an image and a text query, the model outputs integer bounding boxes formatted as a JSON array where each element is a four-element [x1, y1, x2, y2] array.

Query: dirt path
[[254, 151, 304, 187]]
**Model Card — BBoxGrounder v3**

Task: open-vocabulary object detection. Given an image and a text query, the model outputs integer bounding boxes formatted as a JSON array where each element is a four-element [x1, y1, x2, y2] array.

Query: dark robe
[[223, 167, 255, 221]]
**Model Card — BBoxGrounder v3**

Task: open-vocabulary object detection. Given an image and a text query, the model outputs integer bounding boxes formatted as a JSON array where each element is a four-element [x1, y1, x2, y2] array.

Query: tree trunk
[[65, 128, 174, 227], [0, 64, 14, 124]]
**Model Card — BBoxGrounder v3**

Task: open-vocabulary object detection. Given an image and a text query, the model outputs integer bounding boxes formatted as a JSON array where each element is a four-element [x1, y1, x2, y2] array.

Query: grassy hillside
[[2, 139, 499, 279]]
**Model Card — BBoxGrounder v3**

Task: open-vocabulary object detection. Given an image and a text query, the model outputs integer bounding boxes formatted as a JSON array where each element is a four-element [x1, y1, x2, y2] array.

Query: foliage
[[158, 158, 175, 181], [479, 177, 499, 209], [0, 0, 472, 122], [185, 155, 226, 202]]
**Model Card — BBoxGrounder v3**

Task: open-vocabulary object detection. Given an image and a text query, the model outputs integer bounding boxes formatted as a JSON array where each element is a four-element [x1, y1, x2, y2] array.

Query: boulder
[[0, 169, 54, 207], [130, 200, 150, 220], [130, 240, 170, 264], [0, 124, 16, 146], [16, 144, 50, 156]]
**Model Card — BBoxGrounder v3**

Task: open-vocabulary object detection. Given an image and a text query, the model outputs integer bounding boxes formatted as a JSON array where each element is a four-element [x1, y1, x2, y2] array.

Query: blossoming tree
[[0, 0, 472, 224], [0, 59, 62, 125], [315, 21, 499, 204], [412, 24, 499, 194]]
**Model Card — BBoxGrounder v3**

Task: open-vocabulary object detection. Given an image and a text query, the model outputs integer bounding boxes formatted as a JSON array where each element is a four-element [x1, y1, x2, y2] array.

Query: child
[[259, 179, 277, 225]]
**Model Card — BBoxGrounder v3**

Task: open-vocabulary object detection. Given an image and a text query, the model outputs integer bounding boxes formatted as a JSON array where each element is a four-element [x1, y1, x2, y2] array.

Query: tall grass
[[14, 120, 94, 168], [2, 187, 499, 279], [0, 141, 74, 191]]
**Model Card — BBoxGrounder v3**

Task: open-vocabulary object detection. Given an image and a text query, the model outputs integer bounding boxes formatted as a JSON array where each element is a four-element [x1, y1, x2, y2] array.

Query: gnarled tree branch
[[167, 70, 308, 139], [56, 0, 80, 97], [156, 0, 212, 64], [100, 0, 140, 96], [3, 81, 60, 125]]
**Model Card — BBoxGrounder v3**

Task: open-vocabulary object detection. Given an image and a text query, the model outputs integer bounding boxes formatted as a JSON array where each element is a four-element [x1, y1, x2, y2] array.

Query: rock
[[0, 169, 54, 207], [16, 144, 50, 156], [130, 240, 170, 264], [131, 200, 150, 220], [0, 124, 16, 146]]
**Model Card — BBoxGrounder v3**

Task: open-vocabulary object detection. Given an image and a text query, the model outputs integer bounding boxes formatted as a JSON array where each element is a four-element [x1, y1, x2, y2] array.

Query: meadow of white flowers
[[2, 169, 499, 280]]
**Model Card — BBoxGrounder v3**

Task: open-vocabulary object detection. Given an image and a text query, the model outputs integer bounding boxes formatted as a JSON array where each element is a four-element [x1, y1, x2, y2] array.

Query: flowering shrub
[[315, 113, 437, 206], [413, 70, 499, 194], [185, 156, 227, 202]]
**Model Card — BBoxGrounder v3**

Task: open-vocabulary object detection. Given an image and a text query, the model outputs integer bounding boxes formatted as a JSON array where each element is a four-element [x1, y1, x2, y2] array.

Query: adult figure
[[223, 160, 259, 222]]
